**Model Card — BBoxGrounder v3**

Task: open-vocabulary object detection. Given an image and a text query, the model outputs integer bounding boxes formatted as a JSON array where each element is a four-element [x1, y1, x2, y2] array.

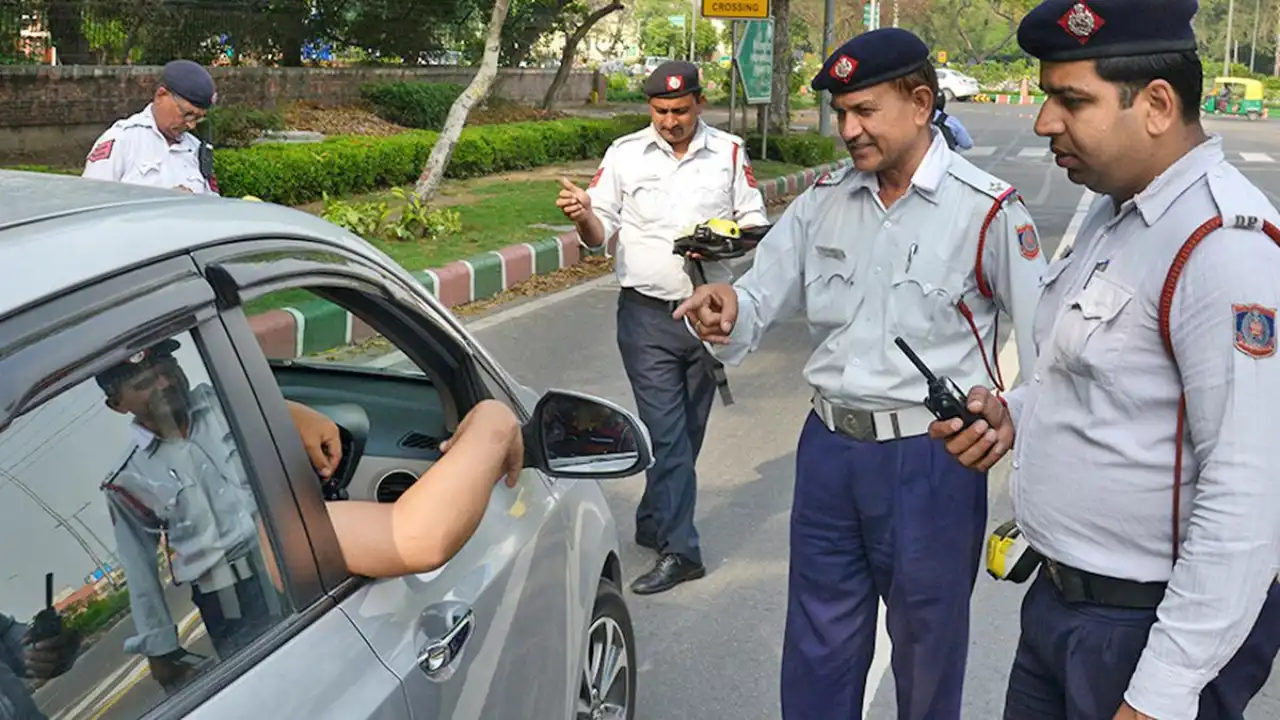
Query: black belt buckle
[[1044, 560, 1088, 603], [832, 407, 875, 442]]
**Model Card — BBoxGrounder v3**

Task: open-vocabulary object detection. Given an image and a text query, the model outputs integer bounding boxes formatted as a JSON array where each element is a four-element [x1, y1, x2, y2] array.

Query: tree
[[768, 0, 793, 133], [542, 0, 625, 109], [415, 0, 512, 203]]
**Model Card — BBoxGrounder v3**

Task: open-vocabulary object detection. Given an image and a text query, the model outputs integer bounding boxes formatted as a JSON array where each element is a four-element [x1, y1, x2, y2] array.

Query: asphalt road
[[460, 104, 1280, 719]]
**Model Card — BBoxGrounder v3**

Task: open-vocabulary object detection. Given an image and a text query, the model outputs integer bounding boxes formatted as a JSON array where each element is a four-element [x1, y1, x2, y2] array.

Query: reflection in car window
[[246, 289, 424, 377], [0, 330, 289, 719]]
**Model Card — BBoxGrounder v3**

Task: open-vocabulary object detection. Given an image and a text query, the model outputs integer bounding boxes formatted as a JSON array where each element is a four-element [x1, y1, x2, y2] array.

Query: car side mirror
[[523, 390, 653, 479]]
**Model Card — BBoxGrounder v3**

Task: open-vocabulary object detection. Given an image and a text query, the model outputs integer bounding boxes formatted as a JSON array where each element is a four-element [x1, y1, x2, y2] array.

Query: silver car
[[0, 170, 646, 720]]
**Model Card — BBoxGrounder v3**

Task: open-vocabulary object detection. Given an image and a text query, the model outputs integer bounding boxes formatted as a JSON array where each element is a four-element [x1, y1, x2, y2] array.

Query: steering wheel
[[307, 402, 370, 502]]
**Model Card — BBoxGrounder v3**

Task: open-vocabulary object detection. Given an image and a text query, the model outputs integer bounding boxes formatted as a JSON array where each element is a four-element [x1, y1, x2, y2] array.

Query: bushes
[[205, 104, 285, 148], [361, 82, 465, 130], [743, 132, 838, 168], [214, 114, 650, 206]]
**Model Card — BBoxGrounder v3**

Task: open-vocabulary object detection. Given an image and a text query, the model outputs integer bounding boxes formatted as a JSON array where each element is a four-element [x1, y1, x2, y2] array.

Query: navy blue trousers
[[781, 412, 988, 720], [1005, 571, 1280, 719], [616, 289, 716, 565]]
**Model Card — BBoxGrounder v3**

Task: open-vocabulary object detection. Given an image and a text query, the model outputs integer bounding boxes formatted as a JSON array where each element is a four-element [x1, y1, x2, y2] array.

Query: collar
[[646, 119, 711, 157], [1131, 135, 1224, 226], [140, 103, 195, 148], [849, 130, 950, 205]]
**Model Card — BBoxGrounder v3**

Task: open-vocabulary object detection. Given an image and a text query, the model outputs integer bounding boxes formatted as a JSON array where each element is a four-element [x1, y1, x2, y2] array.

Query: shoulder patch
[[588, 167, 604, 188], [1234, 303, 1276, 358], [87, 139, 115, 163], [815, 166, 852, 187], [1017, 224, 1040, 260]]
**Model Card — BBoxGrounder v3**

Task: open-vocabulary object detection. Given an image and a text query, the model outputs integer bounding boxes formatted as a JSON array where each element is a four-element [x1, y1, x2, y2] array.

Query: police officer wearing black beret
[[556, 60, 768, 594], [82, 59, 220, 195], [931, 2, 1280, 719], [676, 26, 1046, 720]]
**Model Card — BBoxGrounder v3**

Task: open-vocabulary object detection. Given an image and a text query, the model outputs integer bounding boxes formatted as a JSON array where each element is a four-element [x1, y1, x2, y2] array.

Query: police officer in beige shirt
[[556, 61, 768, 594]]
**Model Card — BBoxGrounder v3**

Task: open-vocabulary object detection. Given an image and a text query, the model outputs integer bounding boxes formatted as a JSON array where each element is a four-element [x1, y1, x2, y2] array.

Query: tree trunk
[[415, 0, 513, 204], [46, 0, 94, 65], [542, 1, 625, 110], [768, 0, 792, 133]]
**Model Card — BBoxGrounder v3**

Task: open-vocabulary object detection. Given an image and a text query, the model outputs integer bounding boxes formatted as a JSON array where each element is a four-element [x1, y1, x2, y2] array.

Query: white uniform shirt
[[715, 130, 1046, 411], [81, 104, 217, 195], [1003, 135, 1280, 720], [585, 120, 769, 301]]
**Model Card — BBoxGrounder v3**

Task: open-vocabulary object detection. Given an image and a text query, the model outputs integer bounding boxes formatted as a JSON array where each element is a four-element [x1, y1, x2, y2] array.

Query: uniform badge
[[588, 167, 604, 188], [1233, 303, 1276, 358], [743, 158, 758, 188], [1016, 224, 1040, 260], [87, 139, 115, 163], [1058, 1, 1105, 44], [667, 75, 683, 92], [829, 55, 857, 83]]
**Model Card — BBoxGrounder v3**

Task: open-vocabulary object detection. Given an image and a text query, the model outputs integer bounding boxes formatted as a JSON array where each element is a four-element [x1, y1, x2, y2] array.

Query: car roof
[[0, 170, 395, 318]]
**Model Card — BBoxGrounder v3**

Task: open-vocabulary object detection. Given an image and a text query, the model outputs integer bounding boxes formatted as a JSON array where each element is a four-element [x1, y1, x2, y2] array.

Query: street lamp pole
[[1, 469, 116, 589]]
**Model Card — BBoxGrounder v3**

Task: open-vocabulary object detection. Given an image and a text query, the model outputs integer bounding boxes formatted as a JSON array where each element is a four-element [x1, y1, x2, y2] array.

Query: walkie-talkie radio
[[893, 337, 981, 430]]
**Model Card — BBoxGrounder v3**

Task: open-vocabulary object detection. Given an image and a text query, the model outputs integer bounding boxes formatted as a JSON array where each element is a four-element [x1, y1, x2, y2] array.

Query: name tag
[[815, 246, 846, 261]]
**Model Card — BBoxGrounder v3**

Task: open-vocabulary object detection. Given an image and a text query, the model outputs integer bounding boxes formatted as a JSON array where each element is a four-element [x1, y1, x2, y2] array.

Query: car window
[[0, 329, 291, 718], [245, 289, 424, 378]]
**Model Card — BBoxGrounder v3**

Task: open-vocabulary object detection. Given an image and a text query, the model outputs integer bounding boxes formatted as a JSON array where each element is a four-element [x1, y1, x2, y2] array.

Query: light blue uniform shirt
[[715, 131, 1046, 413], [1004, 135, 1280, 720]]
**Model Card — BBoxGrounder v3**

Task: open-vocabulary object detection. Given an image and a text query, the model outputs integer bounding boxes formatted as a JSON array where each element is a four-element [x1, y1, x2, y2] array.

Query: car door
[[193, 238, 574, 719], [0, 254, 408, 720]]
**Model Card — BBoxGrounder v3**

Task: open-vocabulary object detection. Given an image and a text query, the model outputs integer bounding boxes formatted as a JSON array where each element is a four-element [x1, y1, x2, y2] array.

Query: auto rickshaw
[[1202, 76, 1265, 120]]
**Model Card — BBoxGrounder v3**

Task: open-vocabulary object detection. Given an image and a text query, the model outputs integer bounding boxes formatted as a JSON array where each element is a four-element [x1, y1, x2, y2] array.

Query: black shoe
[[630, 554, 706, 595], [634, 532, 658, 551]]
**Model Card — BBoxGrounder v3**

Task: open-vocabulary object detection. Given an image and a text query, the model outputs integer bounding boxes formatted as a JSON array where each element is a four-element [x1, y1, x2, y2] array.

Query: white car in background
[[937, 67, 981, 101]]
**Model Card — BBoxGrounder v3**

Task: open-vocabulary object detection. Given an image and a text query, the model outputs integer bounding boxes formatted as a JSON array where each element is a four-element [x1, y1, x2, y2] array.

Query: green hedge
[[743, 132, 838, 168], [204, 104, 285, 148], [360, 82, 465, 131], [215, 114, 650, 206]]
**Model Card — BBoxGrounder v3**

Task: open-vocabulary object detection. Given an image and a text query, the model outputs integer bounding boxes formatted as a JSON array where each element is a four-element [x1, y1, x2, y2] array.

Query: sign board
[[701, 0, 769, 20], [937, 51, 948, 65], [735, 19, 774, 105], [667, 14, 685, 27]]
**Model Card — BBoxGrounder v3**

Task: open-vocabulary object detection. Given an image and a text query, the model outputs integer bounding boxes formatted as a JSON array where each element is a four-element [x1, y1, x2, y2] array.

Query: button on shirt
[[103, 384, 258, 656], [81, 104, 216, 194], [586, 121, 769, 301], [715, 130, 1046, 411], [1004, 135, 1280, 720]]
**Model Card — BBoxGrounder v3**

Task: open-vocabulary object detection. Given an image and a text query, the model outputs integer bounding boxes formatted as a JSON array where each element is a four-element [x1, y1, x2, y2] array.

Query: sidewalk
[[252, 157, 852, 360]]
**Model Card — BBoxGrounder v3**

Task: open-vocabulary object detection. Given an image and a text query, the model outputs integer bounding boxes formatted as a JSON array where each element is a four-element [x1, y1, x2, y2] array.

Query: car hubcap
[[576, 615, 629, 720]]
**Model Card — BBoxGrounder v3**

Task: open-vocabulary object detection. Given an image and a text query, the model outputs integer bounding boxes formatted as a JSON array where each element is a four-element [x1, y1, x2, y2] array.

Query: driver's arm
[[285, 400, 342, 478], [324, 400, 522, 577]]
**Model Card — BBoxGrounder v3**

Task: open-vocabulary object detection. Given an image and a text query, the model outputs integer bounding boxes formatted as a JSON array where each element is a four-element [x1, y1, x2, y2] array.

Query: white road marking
[[1017, 147, 1048, 159], [1240, 152, 1276, 163], [966, 146, 997, 157]]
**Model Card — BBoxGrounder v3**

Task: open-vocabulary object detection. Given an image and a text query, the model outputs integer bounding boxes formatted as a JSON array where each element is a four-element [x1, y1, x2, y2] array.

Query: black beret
[[161, 59, 218, 109], [644, 61, 702, 99], [96, 338, 181, 395], [1017, 0, 1199, 62], [811, 28, 930, 95]]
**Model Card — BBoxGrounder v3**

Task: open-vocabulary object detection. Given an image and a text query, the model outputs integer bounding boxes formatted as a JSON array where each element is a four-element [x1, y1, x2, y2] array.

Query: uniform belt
[[810, 393, 934, 442], [620, 287, 681, 312], [193, 555, 254, 596], [1042, 559, 1168, 610]]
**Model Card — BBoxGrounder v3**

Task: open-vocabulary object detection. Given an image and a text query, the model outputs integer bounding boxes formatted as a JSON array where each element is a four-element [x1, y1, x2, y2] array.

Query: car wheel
[[944, 88, 956, 102], [1247, 110, 1260, 121], [576, 579, 636, 720]]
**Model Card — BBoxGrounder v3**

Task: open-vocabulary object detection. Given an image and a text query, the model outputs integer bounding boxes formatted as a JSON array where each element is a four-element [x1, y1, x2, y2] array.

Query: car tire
[[576, 579, 636, 720], [944, 88, 956, 102]]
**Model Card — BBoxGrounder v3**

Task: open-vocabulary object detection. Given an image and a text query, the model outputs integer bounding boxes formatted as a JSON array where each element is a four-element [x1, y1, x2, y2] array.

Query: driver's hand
[[440, 400, 523, 488], [286, 400, 343, 478]]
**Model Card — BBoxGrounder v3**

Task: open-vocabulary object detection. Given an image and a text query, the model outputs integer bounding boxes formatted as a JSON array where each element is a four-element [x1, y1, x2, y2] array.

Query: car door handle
[[417, 607, 475, 676]]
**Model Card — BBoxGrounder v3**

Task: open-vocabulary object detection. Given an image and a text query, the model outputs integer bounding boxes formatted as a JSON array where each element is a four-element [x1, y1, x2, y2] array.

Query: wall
[[0, 65, 602, 165]]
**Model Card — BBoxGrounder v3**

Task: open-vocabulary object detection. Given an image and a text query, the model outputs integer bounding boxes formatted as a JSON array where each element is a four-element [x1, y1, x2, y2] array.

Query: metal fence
[[0, 0, 467, 67]]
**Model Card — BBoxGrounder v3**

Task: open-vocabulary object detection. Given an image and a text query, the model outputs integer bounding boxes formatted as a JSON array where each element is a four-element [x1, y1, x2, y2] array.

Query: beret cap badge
[[830, 55, 857, 82], [667, 75, 683, 91], [1059, 1, 1104, 43]]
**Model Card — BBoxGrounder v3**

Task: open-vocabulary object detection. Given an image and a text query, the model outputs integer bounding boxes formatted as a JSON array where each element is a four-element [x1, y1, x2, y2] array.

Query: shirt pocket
[[1033, 254, 1075, 352], [803, 246, 858, 329], [1050, 272, 1133, 385], [691, 165, 734, 218], [622, 174, 668, 227], [890, 250, 961, 342], [123, 159, 163, 185]]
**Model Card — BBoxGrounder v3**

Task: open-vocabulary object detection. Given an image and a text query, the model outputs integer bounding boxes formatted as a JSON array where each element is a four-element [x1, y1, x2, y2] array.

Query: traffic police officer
[[82, 59, 219, 195], [676, 28, 1046, 719], [555, 61, 768, 594], [931, 2, 1280, 719]]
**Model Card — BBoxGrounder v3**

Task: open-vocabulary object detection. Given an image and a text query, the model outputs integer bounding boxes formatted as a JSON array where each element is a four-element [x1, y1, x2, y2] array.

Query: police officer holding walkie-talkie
[[676, 27, 1045, 720], [82, 59, 221, 195], [0, 573, 81, 720]]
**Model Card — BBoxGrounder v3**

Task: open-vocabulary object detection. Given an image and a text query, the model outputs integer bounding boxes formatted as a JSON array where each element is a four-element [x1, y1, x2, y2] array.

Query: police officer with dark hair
[[555, 60, 768, 594], [932, 2, 1280, 719], [82, 59, 220, 195]]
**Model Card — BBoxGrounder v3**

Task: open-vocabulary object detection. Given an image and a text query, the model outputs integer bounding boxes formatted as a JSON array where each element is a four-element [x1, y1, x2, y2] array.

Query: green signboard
[[735, 19, 774, 105]]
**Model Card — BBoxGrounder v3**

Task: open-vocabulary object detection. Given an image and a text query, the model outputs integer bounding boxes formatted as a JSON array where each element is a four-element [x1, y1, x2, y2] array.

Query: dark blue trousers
[[781, 412, 988, 720], [616, 289, 716, 565], [1005, 571, 1280, 719]]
